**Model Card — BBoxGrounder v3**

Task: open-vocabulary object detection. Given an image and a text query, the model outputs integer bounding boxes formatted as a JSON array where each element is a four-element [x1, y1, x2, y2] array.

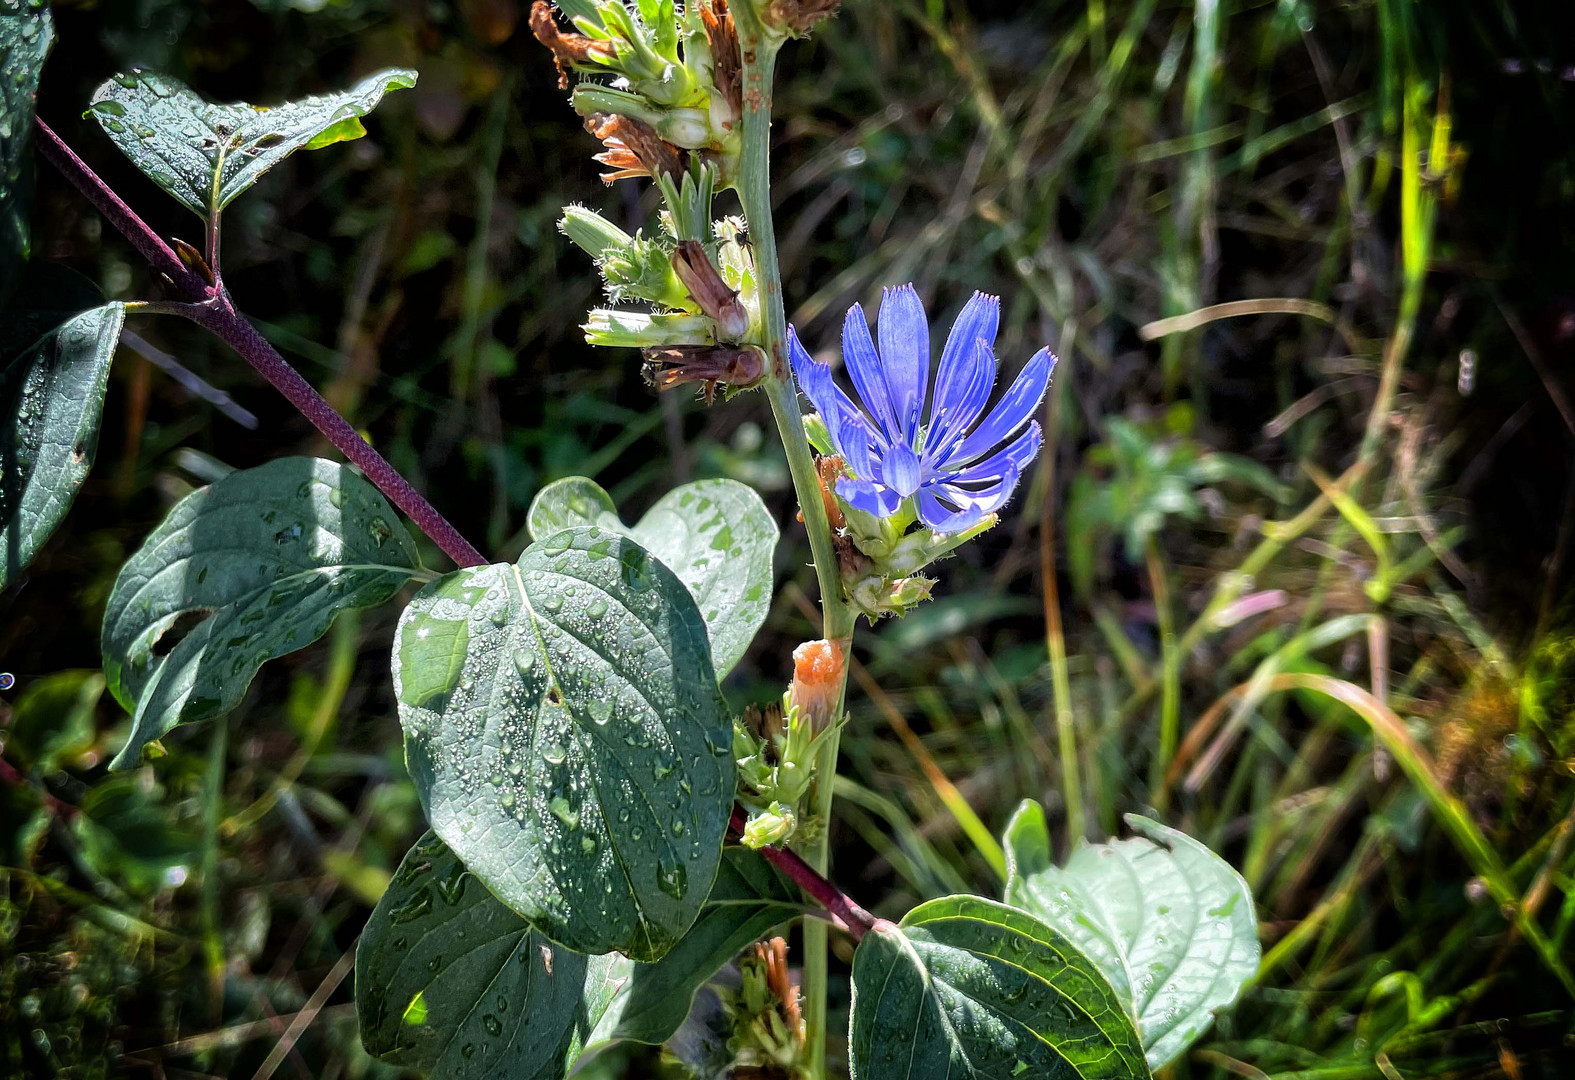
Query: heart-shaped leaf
[[848, 894, 1150, 1080], [101, 456, 422, 767], [395, 527, 735, 962], [0, 263, 124, 589], [527, 477, 776, 676], [356, 833, 800, 1077], [1003, 803, 1259, 1069], [86, 68, 416, 218], [0, 0, 53, 305]]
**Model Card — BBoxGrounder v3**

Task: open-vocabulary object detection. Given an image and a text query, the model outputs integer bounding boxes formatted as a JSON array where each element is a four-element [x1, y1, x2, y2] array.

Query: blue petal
[[836, 477, 903, 519], [881, 440, 923, 498], [790, 325, 881, 479], [915, 490, 988, 533], [929, 292, 999, 448], [943, 421, 1042, 486], [842, 303, 900, 439], [876, 285, 930, 445], [919, 465, 1022, 531], [925, 336, 996, 467], [941, 347, 1056, 469]]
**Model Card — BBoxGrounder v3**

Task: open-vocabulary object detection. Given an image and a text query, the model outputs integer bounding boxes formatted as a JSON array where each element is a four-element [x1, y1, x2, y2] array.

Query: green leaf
[[593, 841, 803, 1044], [0, 0, 53, 306], [527, 477, 776, 676], [355, 831, 617, 1079], [86, 67, 417, 218], [0, 263, 124, 589], [848, 894, 1150, 1080], [356, 833, 800, 1076], [1003, 803, 1260, 1069], [395, 527, 735, 962], [4, 669, 105, 774], [101, 456, 422, 768]]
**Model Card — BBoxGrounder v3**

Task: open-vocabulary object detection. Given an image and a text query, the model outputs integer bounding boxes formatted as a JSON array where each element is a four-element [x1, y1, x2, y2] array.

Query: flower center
[[883, 441, 922, 498]]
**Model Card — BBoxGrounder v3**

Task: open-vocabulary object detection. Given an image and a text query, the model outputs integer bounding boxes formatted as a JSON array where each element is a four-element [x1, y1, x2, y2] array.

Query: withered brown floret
[[585, 113, 685, 184], [642, 343, 765, 403], [766, 0, 842, 35], [529, 1, 613, 90], [699, 0, 743, 121]]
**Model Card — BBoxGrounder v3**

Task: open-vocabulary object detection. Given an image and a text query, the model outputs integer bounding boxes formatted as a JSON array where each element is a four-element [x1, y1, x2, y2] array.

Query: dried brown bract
[[529, 1, 611, 90], [584, 113, 684, 184], [671, 239, 749, 338], [765, 0, 842, 35], [642, 343, 765, 402], [699, 0, 743, 121]]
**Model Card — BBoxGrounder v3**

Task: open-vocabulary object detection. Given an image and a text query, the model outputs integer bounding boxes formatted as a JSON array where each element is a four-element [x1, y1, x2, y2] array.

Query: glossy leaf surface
[[0, 0, 52, 305], [527, 476, 776, 676], [87, 68, 416, 217], [101, 456, 421, 767], [1004, 803, 1259, 1069], [395, 527, 734, 962], [0, 264, 123, 589], [849, 894, 1150, 1080], [356, 833, 800, 1076]]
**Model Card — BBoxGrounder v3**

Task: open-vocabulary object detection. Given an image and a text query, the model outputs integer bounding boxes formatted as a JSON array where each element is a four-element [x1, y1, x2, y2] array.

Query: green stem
[[732, 11, 855, 1077], [1147, 538, 1181, 805]]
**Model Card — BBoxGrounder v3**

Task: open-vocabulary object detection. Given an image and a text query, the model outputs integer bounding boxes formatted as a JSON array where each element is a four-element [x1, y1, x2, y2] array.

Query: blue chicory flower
[[789, 284, 1056, 533]]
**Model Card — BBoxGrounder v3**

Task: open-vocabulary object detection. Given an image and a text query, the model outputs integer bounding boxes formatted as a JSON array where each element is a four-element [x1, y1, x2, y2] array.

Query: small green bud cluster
[[734, 639, 845, 848]]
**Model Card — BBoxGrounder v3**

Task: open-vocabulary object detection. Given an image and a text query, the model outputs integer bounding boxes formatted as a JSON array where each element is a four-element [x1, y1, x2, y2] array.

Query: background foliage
[[3, 0, 1574, 1076]]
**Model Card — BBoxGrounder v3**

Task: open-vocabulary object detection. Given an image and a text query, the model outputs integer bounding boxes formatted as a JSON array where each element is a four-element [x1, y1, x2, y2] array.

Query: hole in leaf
[[152, 608, 215, 657], [546, 686, 563, 706]]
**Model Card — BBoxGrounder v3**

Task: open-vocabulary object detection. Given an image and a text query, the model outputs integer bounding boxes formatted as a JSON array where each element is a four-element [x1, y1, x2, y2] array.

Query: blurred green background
[[4, 0, 1575, 1075]]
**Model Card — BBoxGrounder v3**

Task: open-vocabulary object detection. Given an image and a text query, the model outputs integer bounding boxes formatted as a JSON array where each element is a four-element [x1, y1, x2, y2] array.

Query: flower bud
[[789, 639, 843, 734], [585, 309, 712, 349], [558, 204, 633, 261], [849, 574, 934, 620], [654, 107, 713, 150]]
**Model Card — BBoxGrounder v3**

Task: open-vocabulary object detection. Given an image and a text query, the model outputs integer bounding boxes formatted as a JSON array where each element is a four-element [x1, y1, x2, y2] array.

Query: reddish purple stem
[[33, 119, 486, 571], [731, 805, 876, 941]]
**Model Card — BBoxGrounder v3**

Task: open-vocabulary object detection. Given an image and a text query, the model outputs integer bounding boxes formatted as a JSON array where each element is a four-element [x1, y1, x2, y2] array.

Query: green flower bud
[[558, 204, 633, 261], [584, 309, 712, 348]]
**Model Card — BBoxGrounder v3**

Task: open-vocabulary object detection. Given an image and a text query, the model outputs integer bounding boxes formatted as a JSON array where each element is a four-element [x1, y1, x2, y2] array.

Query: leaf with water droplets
[[0, 0, 53, 306], [356, 830, 619, 1079], [395, 527, 735, 962], [0, 262, 123, 590], [848, 894, 1150, 1080], [356, 833, 801, 1076], [527, 477, 776, 677], [86, 68, 416, 218], [1003, 804, 1259, 1069], [101, 456, 421, 767]]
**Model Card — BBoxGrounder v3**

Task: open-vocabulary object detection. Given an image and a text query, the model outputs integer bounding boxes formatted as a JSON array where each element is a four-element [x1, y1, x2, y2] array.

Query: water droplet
[[657, 856, 688, 899], [542, 742, 567, 765], [482, 1014, 502, 1037]]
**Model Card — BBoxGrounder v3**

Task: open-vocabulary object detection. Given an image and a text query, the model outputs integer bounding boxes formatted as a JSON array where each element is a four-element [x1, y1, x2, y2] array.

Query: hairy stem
[[731, 11, 856, 1077], [35, 119, 486, 570]]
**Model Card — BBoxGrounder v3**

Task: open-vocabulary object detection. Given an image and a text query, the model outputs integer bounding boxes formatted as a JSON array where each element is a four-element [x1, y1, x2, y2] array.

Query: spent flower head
[[791, 285, 1056, 534]]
